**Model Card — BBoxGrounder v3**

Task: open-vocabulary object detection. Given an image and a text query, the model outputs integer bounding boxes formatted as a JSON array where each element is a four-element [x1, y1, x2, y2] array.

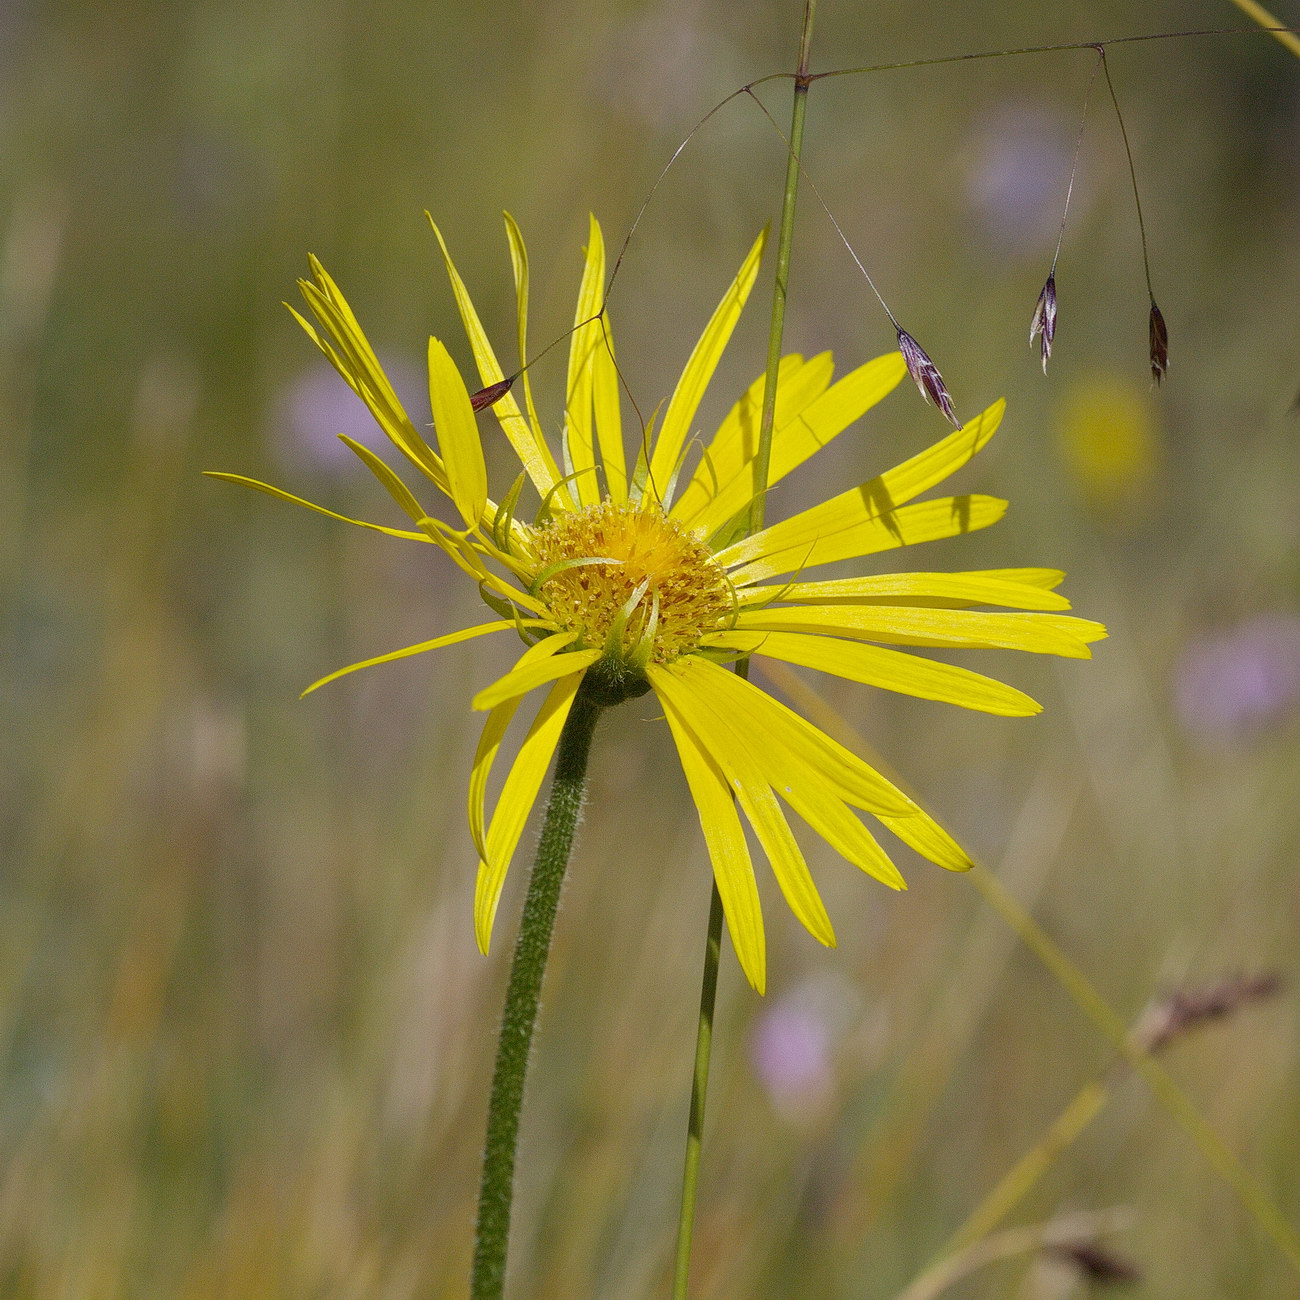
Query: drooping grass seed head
[[470, 377, 516, 411], [1148, 299, 1169, 384], [897, 327, 960, 426], [1029, 273, 1058, 373]]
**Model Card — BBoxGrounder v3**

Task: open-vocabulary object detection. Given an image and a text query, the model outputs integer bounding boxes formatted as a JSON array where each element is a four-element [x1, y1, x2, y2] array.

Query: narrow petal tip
[[897, 328, 960, 426]]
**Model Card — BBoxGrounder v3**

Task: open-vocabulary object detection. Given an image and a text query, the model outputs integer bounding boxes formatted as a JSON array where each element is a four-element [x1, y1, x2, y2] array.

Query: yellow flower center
[[530, 500, 731, 670]]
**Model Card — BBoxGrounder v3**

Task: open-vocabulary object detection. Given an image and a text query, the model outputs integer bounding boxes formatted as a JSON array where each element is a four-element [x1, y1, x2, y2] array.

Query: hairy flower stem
[[672, 5, 817, 1297], [471, 689, 602, 1300]]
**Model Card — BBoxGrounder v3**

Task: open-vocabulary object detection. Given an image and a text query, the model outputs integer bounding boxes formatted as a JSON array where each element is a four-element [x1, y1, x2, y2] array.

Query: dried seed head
[[1148, 301, 1168, 385], [896, 328, 959, 426], [470, 377, 515, 412], [1029, 274, 1058, 374], [1051, 1240, 1142, 1285], [1134, 972, 1283, 1055]]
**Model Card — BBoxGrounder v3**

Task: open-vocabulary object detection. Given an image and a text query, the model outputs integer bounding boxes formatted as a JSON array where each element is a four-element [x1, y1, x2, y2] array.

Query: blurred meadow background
[[4, 0, 1300, 1295]]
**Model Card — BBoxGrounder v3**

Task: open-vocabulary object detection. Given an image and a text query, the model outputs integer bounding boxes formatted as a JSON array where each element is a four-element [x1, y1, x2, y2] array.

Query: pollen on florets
[[529, 499, 732, 667]]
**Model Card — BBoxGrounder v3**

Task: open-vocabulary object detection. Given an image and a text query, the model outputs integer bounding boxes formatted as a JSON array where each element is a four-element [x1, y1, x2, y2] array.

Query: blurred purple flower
[[752, 1001, 830, 1105], [963, 103, 1086, 254], [750, 975, 860, 1119], [271, 357, 424, 477], [1174, 613, 1300, 744]]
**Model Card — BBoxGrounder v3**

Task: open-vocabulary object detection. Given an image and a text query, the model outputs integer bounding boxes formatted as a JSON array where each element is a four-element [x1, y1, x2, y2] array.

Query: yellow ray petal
[[878, 805, 972, 873], [591, 310, 626, 503], [705, 630, 1042, 716], [465, 631, 585, 859], [218, 460, 525, 613], [736, 779, 837, 949], [671, 656, 912, 816], [301, 620, 543, 698], [733, 606, 1106, 657], [700, 353, 828, 486], [728, 660, 972, 873], [649, 669, 766, 992], [469, 698, 520, 862], [428, 216, 566, 503], [738, 569, 1072, 612], [658, 666, 834, 947], [204, 472, 432, 541], [415, 514, 525, 602], [981, 567, 1067, 591], [411, 519, 544, 618], [563, 216, 608, 508], [292, 293, 405, 442], [646, 230, 767, 501], [664, 660, 906, 891], [725, 495, 1009, 587], [472, 641, 600, 712], [474, 671, 586, 953], [293, 273, 447, 491], [428, 336, 489, 528], [502, 211, 546, 448], [671, 353, 826, 524], [302, 260, 409, 417], [775, 776, 905, 889], [337, 437, 427, 524], [719, 399, 1005, 573], [681, 352, 909, 539]]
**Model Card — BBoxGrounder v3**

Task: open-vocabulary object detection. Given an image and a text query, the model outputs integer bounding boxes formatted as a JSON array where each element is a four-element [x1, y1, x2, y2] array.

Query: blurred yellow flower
[[1058, 373, 1158, 510], [211, 216, 1105, 993]]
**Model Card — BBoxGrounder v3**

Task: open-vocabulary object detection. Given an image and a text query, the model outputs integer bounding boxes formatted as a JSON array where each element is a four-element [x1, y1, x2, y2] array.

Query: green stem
[[671, 886, 724, 1297], [670, 6, 817, 1297], [471, 689, 602, 1300], [751, 0, 817, 533]]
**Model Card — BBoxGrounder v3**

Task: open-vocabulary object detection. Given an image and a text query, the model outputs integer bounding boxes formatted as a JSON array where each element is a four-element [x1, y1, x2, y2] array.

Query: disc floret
[[528, 500, 732, 697]]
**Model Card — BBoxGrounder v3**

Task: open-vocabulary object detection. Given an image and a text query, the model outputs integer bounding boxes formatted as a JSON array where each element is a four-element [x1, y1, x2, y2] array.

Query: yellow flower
[[210, 215, 1106, 994], [1057, 373, 1158, 513]]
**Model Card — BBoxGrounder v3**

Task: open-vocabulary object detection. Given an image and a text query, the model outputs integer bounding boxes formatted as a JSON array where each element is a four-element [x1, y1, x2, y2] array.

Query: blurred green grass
[[3, 0, 1300, 1295]]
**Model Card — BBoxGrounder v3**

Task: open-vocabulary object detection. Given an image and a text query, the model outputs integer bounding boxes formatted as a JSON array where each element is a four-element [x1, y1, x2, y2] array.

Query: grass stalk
[[671, 4, 817, 1296]]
